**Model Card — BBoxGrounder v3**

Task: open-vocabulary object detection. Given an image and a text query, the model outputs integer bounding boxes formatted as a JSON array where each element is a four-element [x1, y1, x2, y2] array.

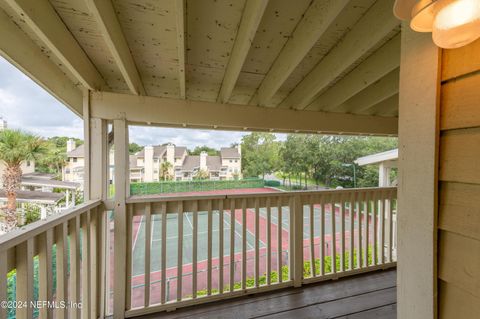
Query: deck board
[[135, 269, 396, 319]]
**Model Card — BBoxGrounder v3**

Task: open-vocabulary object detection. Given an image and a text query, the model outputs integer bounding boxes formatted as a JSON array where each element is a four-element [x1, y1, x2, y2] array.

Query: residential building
[[64, 139, 242, 185]]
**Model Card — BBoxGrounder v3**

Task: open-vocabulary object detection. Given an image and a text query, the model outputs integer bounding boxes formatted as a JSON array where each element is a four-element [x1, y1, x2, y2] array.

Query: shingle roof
[[206, 156, 222, 171], [178, 155, 222, 171], [175, 147, 187, 157], [0, 189, 64, 204], [136, 145, 167, 158], [67, 144, 85, 158], [220, 147, 240, 158], [129, 155, 141, 169]]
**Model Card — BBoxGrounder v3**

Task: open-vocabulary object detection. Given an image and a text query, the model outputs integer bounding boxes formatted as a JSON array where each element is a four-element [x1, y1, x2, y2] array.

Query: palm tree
[[0, 130, 47, 231], [160, 161, 173, 181]]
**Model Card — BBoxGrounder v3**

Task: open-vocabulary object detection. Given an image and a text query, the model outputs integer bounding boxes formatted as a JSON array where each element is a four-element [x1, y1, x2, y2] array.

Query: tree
[[0, 130, 47, 231], [36, 142, 67, 176], [194, 169, 209, 180], [159, 161, 173, 181], [241, 133, 280, 178], [189, 146, 219, 156], [129, 142, 143, 154]]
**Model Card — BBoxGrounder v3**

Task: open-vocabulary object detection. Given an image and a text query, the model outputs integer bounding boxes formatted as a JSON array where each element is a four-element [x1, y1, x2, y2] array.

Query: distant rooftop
[[355, 149, 398, 166]]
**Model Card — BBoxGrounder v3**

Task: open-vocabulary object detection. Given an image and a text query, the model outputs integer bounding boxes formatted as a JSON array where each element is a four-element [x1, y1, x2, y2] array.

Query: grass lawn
[[274, 172, 324, 187]]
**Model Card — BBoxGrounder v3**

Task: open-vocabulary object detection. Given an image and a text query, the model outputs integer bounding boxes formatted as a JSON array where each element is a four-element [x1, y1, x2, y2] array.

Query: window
[[229, 159, 233, 163], [26, 161, 31, 167], [235, 159, 238, 163], [73, 157, 77, 163], [65, 168, 70, 174]]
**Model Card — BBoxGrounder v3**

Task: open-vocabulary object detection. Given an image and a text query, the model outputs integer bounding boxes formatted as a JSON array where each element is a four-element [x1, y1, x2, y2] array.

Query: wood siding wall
[[438, 39, 480, 318]]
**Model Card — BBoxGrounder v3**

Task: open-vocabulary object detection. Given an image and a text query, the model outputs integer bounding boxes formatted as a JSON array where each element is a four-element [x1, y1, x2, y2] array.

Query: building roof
[[129, 155, 141, 169], [220, 147, 240, 158], [67, 144, 85, 158], [21, 177, 80, 190], [354, 149, 398, 166], [0, 190, 64, 204], [136, 145, 166, 158], [175, 147, 187, 158], [22, 172, 56, 180], [178, 155, 222, 172]]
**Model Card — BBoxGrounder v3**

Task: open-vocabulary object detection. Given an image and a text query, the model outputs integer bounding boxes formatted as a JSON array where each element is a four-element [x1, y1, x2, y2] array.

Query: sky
[[0, 56, 285, 149]]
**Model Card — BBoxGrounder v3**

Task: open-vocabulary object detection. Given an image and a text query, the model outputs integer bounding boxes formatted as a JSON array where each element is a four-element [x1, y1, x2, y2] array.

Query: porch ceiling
[[0, 0, 400, 135]]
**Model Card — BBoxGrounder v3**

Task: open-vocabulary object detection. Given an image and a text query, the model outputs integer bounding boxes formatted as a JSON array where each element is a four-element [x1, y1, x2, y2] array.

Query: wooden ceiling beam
[[279, 0, 399, 110], [4, 0, 105, 91], [85, 0, 145, 95], [217, 0, 269, 104], [373, 94, 399, 117], [175, 0, 186, 99], [306, 33, 400, 112], [0, 9, 83, 116], [90, 91, 398, 136], [253, 0, 349, 106], [339, 69, 399, 114]]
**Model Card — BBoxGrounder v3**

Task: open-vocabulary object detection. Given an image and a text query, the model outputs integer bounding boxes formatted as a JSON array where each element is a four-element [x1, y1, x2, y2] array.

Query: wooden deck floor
[[136, 269, 397, 319]]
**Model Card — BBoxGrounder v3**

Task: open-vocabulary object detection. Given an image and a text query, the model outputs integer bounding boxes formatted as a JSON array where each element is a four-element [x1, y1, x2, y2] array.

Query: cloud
[[0, 56, 286, 148]]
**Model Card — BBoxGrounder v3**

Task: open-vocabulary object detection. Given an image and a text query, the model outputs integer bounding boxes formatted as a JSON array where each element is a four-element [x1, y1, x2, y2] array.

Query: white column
[[66, 190, 70, 208], [113, 119, 128, 319], [397, 24, 440, 319]]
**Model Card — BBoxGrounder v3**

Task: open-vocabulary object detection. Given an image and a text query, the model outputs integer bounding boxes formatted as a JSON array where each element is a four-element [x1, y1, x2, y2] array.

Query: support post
[[113, 119, 128, 318], [397, 24, 440, 319]]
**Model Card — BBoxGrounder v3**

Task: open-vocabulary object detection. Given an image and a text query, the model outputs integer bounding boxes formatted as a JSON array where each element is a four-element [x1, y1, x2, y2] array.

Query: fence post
[[292, 195, 304, 287]]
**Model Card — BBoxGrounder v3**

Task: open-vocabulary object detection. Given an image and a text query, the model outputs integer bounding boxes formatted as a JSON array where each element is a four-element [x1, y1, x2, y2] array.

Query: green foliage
[[264, 180, 281, 187], [23, 203, 41, 225], [193, 169, 209, 180], [241, 133, 281, 178], [35, 136, 82, 174], [189, 146, 219, 156], [279, 135, 397, 188], [129, 142, 143, 155], [130, 178, 265, 195], [0, 129, 48, 166]]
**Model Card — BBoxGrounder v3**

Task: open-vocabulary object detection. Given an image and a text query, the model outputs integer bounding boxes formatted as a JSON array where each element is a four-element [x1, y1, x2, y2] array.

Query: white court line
[[132, 215, 144, 251]]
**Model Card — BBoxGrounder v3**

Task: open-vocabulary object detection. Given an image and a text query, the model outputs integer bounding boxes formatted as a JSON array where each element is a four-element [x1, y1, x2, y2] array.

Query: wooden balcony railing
[[0, 200, 103, 319], [124, 187, 397, 317], [0, 187, 396, 319]]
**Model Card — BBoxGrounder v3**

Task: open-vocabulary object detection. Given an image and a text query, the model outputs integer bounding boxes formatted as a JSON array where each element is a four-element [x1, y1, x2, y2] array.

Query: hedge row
[[130, 178, 265, 195]]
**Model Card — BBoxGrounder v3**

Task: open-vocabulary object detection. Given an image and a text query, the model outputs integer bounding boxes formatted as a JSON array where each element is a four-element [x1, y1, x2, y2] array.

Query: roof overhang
[[355, 149, 399, 166]]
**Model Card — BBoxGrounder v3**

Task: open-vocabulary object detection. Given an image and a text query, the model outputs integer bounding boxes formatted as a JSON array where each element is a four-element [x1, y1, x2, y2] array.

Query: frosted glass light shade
[[411, 0, 480, 49]]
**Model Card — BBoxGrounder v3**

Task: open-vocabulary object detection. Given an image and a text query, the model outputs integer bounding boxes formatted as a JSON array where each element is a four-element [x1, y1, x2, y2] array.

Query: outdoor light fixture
[[394, 0, 480, 48]]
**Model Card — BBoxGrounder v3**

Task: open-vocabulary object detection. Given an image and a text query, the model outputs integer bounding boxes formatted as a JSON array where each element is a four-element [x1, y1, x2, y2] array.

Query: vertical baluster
[[340, 195, 345, 273], [266, 197, 272, 285], [364, 193, 370, 267], [277, 197, 283, 283], [69, 215, 81, 319], [229, 199, 235, 292], [177, 201, 184, 301], [309, 196, 315, 277], [218, 200, 224, 294], [16, 238, 34, 319], [390, 194, 395, 262], [331, 196, 336, 274], [207, 201, 213, 295], [99, 209, 107, 318], [0, 250, 7, 319], [373, 192, 378, 266], [144, 203, 152, 307], [126, 205, 133, 310], [380, 192, 385, 265], [89, 208, 99, 318], [241, 198, 247, 290], [357, 193, 362, 269], [320, 195, 325, 276], [161, 202, 167, 304], [254, 198, 260, 288], [349, 192, 355, 271], [192, 201, 198, 298], [55, 223, 68, 319], [289, 196, 295, 283], [38, 229, 54, 319], [81, 211, 91, 319]]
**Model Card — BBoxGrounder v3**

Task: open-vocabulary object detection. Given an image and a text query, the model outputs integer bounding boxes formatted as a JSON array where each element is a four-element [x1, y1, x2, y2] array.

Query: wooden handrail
[[0, 199, 102, 251], [126, 186, 397, 203]]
